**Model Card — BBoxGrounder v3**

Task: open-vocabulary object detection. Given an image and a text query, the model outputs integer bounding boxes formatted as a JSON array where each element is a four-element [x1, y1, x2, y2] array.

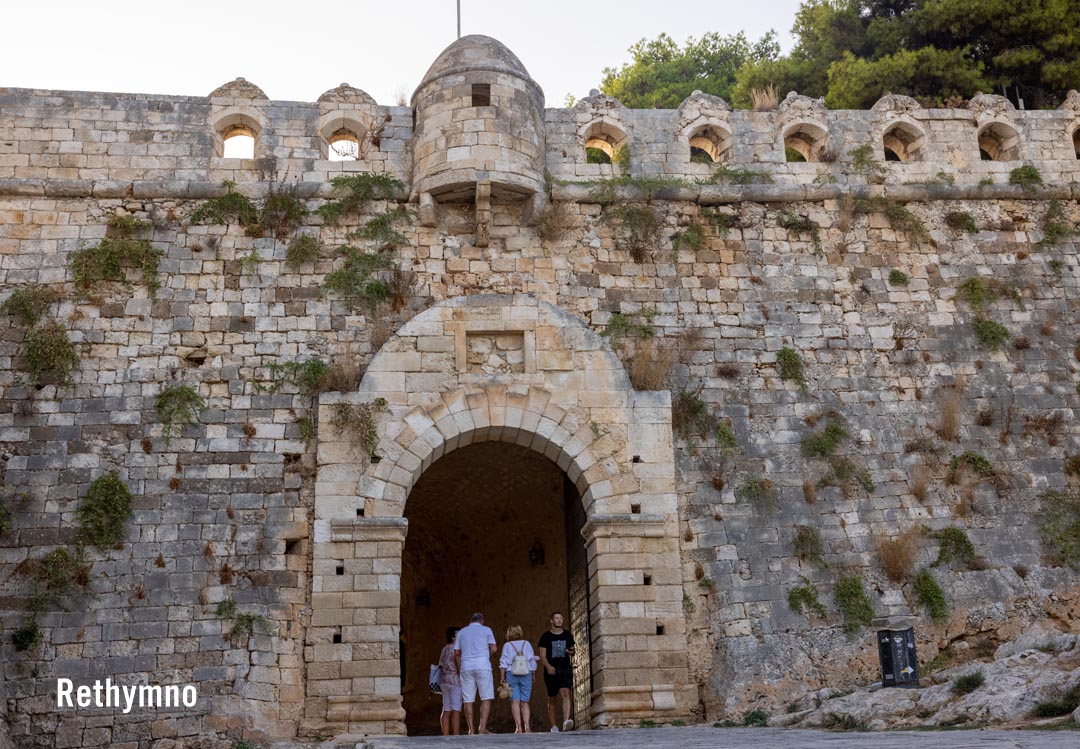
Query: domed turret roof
[[416, 35, 535, 93]]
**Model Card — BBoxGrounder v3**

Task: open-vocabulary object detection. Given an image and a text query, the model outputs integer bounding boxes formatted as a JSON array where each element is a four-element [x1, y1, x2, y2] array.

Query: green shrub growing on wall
[[266, 359, 330, 398], [672, 388, 714, 440], [259, 183, 306, 238], [736, 478, 777, 515], [352, 206, 412, 250], [190, 181, 260, 227], [788, 577, 826, 618], [601, 311, 654, 339], [948, 451, 995, 481], [913, 569, 948, 623], [957, 277, 996, 313], [777, 210, 822, 253], [76, 471, 133, 550], [847, 144, 885, 180], [931, 527, 976, 568], [330, 398, 388, 461], [1039, 490, 1080, 570], [2, 284, 58, 327], [284, 234, 321, 271], [25, 320, 78, 385], [887, 269, 909, 286], [835, 575, 874, 637], [776, 347, 806, 389], [155, 385, 207, 447], [321, 246, 393, 311], [69, 216, 163, 298], [0, 497, 11, 536], [802, 419, 848, 458], [672, 222, 706, 253], [605, 203, 661, 263], [793, 525, 826, 566], [316, 173, 404, 225], [973, 317, 1010, 349], [855, 198, 929, 242], [944, 211, 977, 234], [11, 620, 41, 651], [1008, 164, 1043, 192], [1039, 200, 1074, 246]]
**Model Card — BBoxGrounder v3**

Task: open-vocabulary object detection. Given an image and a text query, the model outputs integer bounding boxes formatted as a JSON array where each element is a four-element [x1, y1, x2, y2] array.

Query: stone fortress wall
[[1, 34, 1079, 748]]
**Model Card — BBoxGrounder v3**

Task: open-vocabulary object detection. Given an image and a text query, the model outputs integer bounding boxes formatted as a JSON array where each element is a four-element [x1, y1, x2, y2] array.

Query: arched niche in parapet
[[688, 124, 733, 163], [882, 120, 926, 162], [317, 83, 383, 162], [573, 91, 629, 165], [871, 95, 927, 162], [783, 121, 828, 162], [1058, 90, 1080, 159], [208, 108, 268, 159], [579, 118, 628, 164], [778, 92, 829, 162], [208, 77, 270, 160], [967, 93, 1021, 162], [678, 91, 733, 164], [977, 121, 1021, 162]]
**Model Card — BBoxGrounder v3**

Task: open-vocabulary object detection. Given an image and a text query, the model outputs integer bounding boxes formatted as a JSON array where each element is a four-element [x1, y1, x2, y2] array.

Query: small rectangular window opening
[[655, 624, 665, 636], [356, 507, 365, 518], [332, 631, 342, 644], [630, 503, 641, 515], [285, 539, 303, 556], [643, 574, 652, 586], [335, 565, 345, 576], [472, 84, 491, 107]]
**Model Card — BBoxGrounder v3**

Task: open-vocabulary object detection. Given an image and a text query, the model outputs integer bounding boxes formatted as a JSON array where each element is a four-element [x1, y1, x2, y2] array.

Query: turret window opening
[[471, 84, 491, 107]]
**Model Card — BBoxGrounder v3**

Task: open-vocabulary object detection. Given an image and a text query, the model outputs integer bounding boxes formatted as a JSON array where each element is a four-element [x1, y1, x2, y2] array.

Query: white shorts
[[460, 669, 494, 703], [441, 683, 462, 712]]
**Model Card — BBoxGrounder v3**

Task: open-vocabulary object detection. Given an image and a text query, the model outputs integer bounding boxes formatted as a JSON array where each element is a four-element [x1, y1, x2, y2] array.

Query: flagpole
[[457, 0, 461, 38]]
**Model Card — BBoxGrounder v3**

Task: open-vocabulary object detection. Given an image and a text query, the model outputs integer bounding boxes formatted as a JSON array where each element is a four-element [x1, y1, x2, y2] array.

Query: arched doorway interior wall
[[304, 295, 694, 736]]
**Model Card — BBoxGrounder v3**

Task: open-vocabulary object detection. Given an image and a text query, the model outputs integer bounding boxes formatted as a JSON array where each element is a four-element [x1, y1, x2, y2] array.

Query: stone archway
[[303, 295, 694, 736]]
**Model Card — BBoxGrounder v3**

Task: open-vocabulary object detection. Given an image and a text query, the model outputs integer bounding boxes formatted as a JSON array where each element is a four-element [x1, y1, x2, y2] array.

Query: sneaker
[[563, 719, 574, 732], [550, 726, 559, 733]]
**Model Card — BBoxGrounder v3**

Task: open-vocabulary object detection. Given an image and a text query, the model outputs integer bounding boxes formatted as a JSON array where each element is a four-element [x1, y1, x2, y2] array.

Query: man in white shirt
[[453, 612, 497, 734]]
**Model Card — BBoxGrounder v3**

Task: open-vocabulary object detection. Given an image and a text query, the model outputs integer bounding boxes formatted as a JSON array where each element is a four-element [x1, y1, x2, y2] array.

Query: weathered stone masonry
[[1, 34, 1079, 747]]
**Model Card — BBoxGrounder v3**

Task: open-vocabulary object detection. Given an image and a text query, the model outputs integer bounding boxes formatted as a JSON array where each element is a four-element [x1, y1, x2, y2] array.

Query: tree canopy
[[599, 31, 780, 109], [600, 1, 1080, 110]]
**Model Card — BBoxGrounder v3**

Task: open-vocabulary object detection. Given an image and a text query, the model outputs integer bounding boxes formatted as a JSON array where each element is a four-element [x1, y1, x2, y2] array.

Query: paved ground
[[356, 725, 1078, 749]]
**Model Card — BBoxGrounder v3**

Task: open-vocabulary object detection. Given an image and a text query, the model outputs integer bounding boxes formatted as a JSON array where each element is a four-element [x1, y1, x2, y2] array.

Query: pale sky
[[2, 0, 803, 106]]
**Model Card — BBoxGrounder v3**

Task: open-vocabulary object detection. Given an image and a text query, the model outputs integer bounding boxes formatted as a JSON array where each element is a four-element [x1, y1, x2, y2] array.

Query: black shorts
[[543, 668, 573, 697]]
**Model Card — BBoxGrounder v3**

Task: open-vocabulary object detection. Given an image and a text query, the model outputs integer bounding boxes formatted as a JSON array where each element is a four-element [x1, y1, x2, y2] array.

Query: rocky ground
[[774, 622, 1080, 730]]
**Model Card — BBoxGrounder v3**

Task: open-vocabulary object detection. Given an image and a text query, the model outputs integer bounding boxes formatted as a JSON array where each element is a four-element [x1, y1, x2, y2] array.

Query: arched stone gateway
[[304, 295, 694, 735]]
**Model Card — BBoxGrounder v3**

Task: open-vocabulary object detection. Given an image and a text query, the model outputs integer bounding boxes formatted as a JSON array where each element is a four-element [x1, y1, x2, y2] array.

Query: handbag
[[510, 641, 529, 677], [429, 664, 442, 694]]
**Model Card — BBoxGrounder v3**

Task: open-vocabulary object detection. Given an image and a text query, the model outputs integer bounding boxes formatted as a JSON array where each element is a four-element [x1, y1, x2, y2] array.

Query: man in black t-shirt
[[538, 611, 576, 732]]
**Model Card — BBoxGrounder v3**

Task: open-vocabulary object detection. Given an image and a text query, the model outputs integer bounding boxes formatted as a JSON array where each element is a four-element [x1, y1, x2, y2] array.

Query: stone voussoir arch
[[367, 384, 624, 518]]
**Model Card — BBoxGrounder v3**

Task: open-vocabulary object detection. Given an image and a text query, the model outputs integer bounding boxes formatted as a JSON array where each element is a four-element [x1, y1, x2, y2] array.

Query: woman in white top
[[498, 624, 537, 734]]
